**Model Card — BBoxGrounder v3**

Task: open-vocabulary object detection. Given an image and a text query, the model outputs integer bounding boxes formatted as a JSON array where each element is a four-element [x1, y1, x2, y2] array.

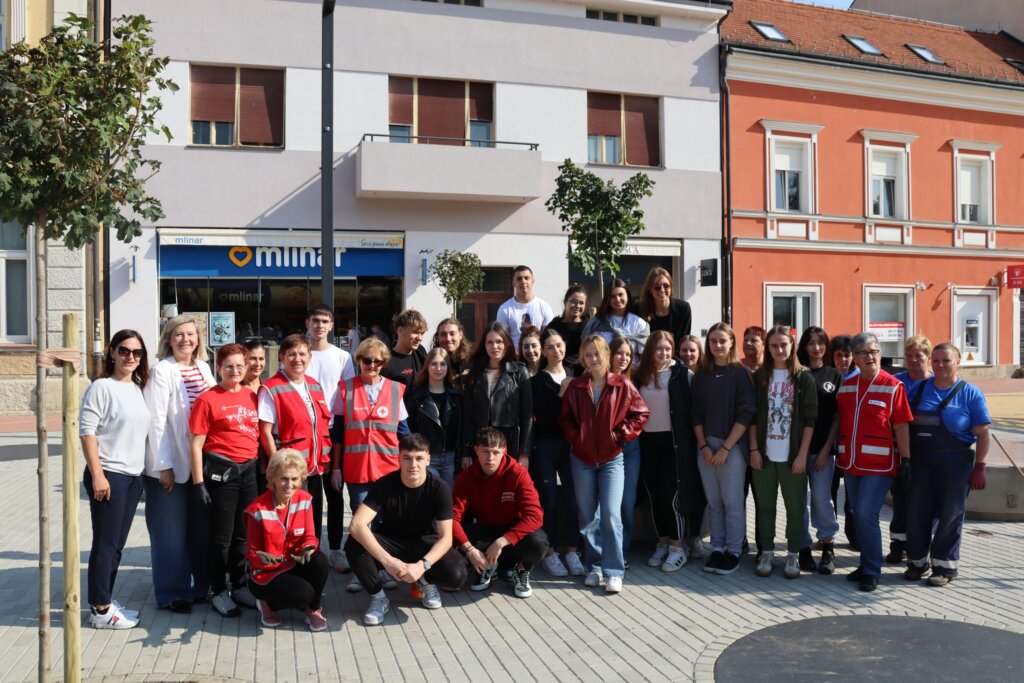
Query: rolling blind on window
[[417, 78, 466, 145], [624, 95, 659, 167], [191, 65, 236, 123], [389, 76, 414, 125], [239, 68, 284, 146], [587, 92, 621, 137]]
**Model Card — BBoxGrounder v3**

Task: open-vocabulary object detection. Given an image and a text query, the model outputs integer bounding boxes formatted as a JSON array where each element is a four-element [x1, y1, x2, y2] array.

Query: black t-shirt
[[546, 316, 586, 365], [382, 346, 426, 387], [808, 365, 843, 453], [363, 470, 453, 537]]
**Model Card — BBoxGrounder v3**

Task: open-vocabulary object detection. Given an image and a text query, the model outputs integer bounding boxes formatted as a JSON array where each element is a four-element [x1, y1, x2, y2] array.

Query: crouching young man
[[345, 433, 466, 626], [453, 428, 548, 598]]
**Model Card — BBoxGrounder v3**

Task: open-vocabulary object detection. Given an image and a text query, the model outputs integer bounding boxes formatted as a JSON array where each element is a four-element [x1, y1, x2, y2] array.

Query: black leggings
[[249, 552, 329, 611], [305, 474, 326, 545], [205, 457, 259, 593], [345, 532, 467, 594], [639, 432, 682, 541]]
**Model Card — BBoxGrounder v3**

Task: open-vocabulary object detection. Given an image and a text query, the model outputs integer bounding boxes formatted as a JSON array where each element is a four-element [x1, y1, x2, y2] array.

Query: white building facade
[[110, 0, 728, 352]]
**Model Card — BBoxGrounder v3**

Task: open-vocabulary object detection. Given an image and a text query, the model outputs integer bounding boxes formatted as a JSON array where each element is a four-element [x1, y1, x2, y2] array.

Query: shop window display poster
[[210, 312, 236, 347]]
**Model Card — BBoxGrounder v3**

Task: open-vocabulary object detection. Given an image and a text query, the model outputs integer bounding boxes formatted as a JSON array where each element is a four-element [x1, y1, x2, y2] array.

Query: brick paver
[[1, 432, 1022, 682]]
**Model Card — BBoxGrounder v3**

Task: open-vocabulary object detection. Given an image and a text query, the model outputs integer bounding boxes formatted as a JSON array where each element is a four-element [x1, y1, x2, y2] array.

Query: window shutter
[[588, 92, 621, 136], [238, 68, 284, 146], [191, 65, 236, 123], [389, 76, 414, 125], [468, 82, 493, 122], [871, 152, 897, 178], [417, 78, 466, 145], [624, 95, 660, 166], [774, 143, 803, 172]]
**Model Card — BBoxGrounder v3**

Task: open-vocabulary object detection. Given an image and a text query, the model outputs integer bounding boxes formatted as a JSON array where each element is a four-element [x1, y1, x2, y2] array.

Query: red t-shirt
[[189, 385, 259, 463]]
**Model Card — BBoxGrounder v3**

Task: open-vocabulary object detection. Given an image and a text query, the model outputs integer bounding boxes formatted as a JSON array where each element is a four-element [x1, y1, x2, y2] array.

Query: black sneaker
[[513, 569, 533, 598], [799, 548, 817, 572], [846, 567, 863, 582], [818, 545, 835, 575], [703, 551, 724, 573], [885, 541, 906, 564], [716, 553, 740, 575], [859, 575, 879, 592], [904, 564, 930, 581]]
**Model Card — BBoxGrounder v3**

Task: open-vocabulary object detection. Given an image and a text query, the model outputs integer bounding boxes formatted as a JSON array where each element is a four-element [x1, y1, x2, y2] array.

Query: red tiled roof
[[721, 0, 1024, 86]]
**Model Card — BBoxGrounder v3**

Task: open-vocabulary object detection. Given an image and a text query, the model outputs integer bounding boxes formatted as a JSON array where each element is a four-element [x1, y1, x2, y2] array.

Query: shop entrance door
[[458, 292, 507, 345], [954, 293, 993, 365]]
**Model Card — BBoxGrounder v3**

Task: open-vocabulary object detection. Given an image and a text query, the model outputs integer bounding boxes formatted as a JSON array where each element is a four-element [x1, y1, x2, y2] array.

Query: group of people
[[79, 264, 991, 631]]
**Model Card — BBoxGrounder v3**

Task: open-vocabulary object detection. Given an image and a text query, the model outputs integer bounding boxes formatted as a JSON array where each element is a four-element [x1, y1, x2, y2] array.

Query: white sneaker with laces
[[419, 581, 442, 609], [784, 552, 801, 579], [111, 600, 139, 619], [661, 546, 687, 572], [605, 576, 623, 593], [380, 570, 399, 590], [329, 549, 350, 573], [90, 605, 138, 630], [584, 570, 604, 587], [564, 552, 586, 577], [688, 538, 707, 559], [363, 593, 390, 626], [212, 589, 241, 617], [647, 543, 669, 567], [756, 550, 774, 577], [231, 586, 257, 609], [542, 553, 569, 577], [346, 575, 363, 593]]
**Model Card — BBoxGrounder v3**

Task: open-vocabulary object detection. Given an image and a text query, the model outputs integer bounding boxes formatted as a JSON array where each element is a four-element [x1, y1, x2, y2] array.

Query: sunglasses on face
[[653, 283, 671, 291], [360, 357, 385, 368], [116, 346, 143, 360]]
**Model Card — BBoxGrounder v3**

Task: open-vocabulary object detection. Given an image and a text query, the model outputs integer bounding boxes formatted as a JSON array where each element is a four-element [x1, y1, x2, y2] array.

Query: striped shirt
[[180, 364, 212, 408]]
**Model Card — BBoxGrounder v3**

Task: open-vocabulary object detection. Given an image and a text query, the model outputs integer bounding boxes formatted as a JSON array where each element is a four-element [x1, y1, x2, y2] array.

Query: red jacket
[[244, 489, 319, 585], [837, 370, 913, 477], [336, 377, 405, 484], [451, 456, 543, 547], [560, 373, 649, 466], [260, 372, 332, 475]]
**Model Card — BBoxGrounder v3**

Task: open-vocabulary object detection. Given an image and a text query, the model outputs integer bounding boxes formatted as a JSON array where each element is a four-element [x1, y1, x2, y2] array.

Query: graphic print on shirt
[[220, 401, 258, 438], [766, 375, 794, 447]]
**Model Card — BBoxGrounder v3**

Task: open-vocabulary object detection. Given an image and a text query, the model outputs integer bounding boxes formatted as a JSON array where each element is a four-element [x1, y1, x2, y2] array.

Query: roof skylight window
[[1007, 59, 1024, 76], [844, 35, 883, 56], [906, 44, 945, 65], [750, 21, 790, 43]]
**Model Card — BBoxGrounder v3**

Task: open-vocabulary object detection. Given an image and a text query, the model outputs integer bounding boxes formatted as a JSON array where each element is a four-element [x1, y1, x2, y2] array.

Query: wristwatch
[[421, 558, 432, 571]]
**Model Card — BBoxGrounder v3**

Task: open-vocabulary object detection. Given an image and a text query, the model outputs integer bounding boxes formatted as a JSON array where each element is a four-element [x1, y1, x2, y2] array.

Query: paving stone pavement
[[1, 433, 1022, 683]]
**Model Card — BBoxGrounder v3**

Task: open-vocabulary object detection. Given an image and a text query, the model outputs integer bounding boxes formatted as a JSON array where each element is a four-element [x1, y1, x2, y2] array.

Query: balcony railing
[[361, 133, 539, 150]]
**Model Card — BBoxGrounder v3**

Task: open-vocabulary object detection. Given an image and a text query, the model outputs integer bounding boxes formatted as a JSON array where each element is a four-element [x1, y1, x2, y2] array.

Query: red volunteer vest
[[243, 489, 318, 585], [339, 376, 404, 484], [262, 372, 332, 475], [836, 370, 903, 476]]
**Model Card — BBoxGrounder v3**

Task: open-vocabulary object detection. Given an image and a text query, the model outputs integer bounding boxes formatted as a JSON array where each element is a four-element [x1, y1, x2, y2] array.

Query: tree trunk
[[35, 216, 50, 682]]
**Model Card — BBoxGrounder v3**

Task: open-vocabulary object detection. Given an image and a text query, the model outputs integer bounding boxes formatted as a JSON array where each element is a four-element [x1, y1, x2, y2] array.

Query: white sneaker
[[584, 570, 604, 587], [605, 576, 623, 594], [231, 586, 257, 609], [212, 589, 241, 617], [346, 575, 363, 593], [90, 605, 137, 630], [329, 549, 351, 574], [380, 570, 398, 590], [542, 553, 569, 577], [647, 543, 670, 567], [363, 593, 390, 626], [419, 581, 442, 609], [784, 552, 801, 579], [661, 546, 687, 572], [756, 550, 774, 577], [564, 552, 586, 577], [688, 538, 707, 559], [111, 600, 139, 619]]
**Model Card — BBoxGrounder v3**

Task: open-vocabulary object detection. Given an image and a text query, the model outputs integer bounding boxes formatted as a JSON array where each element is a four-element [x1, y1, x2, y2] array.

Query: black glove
[[899, 458, 911, 480], [193, 482, 212, 508]]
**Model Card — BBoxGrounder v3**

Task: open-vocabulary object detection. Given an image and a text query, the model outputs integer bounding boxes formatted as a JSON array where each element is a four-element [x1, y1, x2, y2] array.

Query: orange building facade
[[721, 0, 1024, 376]]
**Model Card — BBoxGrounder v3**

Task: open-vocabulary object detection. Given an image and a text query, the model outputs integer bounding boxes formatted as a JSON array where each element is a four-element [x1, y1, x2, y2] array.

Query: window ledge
[[586, 163, 665, 171], [185, 145, 285, 152], [0, 344, 35, 351]]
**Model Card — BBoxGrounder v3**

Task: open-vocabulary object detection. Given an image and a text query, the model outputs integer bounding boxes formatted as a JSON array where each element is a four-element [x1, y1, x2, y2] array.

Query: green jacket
[[753, 367, 818, 464]]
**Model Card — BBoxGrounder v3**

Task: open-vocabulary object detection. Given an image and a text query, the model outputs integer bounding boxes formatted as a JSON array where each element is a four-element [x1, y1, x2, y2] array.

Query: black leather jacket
[[465, 361, 533, 458], [407, 384, 463, 456]]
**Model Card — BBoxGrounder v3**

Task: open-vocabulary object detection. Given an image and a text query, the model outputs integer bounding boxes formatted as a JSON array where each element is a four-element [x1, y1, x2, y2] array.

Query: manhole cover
[[716, 615, 1023, 682]]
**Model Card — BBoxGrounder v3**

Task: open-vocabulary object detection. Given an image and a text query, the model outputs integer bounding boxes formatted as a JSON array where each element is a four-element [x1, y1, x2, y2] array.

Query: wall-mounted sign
[[869, 321, 905, 342], [159, 245, 403, 278], [700, 259, 718, 287], [1008, 264, 1024, 288], [210, 312, 236, 346]]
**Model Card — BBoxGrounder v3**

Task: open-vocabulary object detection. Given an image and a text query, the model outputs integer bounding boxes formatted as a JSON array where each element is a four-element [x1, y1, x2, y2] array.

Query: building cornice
[[733, 237, 1024, 258], [726, 50, 1024, 117], [563, 0, 729, 22], [860, 129, 918, 145], [950, 139, 1002, 154], [760, 119, 825, 135]]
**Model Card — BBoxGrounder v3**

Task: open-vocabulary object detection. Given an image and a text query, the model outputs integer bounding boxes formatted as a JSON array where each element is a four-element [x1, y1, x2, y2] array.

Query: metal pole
[[62, 314, 81, 683], [321, 0, 336, 341]]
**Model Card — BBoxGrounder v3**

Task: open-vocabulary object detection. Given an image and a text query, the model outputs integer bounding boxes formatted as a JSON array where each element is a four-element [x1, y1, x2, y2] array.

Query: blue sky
[[789, 0, 855, 8]]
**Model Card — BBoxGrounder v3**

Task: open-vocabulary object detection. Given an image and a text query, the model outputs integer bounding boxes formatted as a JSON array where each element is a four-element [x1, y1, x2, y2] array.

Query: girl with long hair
[[608, 337, 643, 558], [545, 285, 589, 367], [431, 318, 472, 386], [637, 267, 691, 343], [408, 346, 463, 489], [581, 278, 649, 364]]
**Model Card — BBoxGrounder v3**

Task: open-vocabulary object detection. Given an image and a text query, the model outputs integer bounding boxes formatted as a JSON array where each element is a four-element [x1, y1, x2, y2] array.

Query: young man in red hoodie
[[453, 428, 548, 598]]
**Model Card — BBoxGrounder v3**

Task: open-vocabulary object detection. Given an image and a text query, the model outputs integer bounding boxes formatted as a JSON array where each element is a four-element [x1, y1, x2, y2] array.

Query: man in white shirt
[[496, 266, 554, 350], [303, 304, 356, 573]]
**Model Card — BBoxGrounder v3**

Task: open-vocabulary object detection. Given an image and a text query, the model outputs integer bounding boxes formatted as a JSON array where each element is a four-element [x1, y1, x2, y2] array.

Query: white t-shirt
[[79, 378, 151, 476], [330, 377, 409, 421], [496, 296, 555, 349], [545, 368, 567, 385], [765, 369, 794, 463], [306, 345, 355, 426]]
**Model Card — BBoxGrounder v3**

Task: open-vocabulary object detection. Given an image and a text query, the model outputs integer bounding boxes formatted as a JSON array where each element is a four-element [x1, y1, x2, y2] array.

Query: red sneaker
[[257, 600, 281, 628], [305, 608, 327, 632]]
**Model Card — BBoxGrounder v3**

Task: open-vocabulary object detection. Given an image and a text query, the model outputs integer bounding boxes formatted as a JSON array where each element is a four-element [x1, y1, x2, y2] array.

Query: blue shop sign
[[160, 244, 403, 278]]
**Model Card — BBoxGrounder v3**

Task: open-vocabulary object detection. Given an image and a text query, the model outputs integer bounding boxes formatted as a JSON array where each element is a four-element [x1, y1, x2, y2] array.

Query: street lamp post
[[321, 0, 335, 339]]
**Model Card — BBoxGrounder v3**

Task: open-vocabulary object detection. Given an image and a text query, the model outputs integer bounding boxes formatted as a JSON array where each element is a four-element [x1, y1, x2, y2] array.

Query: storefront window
[[569, 255, 674, 306]]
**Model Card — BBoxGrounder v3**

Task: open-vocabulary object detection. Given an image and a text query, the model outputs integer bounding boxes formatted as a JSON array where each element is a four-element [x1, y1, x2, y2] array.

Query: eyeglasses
[[360, 357, 385, 368], [116, 346, 143, 360], [221, 365, 245, 373], [855, 349, 881, 357]]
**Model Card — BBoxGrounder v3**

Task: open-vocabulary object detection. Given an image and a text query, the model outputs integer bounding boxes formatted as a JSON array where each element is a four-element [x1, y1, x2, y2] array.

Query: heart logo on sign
[[229, 247, 253, 268]]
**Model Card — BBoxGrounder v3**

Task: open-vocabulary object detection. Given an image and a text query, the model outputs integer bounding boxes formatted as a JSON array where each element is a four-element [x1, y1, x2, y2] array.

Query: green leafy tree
[[421, 248, 485, 315], [545, 159, 654, 296], [0, 15, 175, 677]]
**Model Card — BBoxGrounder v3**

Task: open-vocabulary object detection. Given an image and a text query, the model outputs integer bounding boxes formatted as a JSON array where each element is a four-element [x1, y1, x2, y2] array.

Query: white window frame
[[0, 222, 33, 344], [862, 284, 916, 359], [949, 286, 997, 367], [951, 139, 999, 227], [763, 283, 823, 331], [860, 130, 916, 223], [760, 120, 823, 223]]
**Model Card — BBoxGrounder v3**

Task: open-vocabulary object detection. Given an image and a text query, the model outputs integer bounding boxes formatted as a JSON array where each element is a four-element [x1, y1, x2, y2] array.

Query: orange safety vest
[[836, 371, 904, 477], [338, 376, 404, 484], [261, 372, 332, 475], [243, 489, 318, 585]]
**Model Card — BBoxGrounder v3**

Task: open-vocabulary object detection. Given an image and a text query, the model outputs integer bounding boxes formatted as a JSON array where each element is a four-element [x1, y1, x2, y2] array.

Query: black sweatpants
[[639, 432, 682, 541], [305, 473, 326, 545], [344, 532, 467, 594], [205, 457, 260, 593], [248, 551, 329, 611], [466, 524, 549, 572]]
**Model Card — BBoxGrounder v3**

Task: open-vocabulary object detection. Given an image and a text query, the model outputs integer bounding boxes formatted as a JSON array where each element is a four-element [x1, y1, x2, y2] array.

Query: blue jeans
[[570, 453, 625, 578], [802, 452, 841, 547], [696, 436, 747, 555], [620, 438, 642, 553], [531, 438, 579, 550], [143, 475, 209, 606], [85, 469, 142, 607], [844, 473, 895, 577], [427, 451, 456, 491], [346, 482, 372, 514]]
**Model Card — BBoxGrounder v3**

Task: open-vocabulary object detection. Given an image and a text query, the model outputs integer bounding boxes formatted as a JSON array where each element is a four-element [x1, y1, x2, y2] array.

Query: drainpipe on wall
[[719, 42, 734, 325]]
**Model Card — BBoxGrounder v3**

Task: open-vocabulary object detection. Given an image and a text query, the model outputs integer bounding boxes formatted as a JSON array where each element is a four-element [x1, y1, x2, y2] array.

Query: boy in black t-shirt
[[345, 433, 467, 626]]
